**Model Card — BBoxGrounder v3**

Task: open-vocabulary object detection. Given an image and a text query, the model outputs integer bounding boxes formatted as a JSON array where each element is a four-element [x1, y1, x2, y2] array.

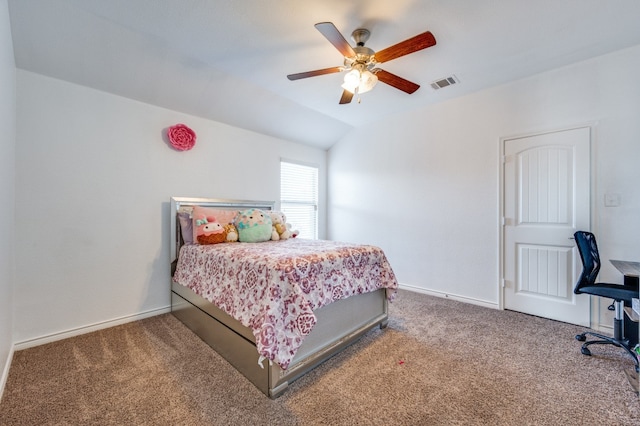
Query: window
[[280, 160, 318, 239]]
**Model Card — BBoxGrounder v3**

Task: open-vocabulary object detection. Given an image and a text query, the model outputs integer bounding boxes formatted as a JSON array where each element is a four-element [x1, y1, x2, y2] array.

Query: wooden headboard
[[170, 197, 275, 265]]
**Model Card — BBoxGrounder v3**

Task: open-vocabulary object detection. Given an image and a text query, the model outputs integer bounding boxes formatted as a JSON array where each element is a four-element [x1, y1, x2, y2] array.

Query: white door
[[502, 126, 591, 326]]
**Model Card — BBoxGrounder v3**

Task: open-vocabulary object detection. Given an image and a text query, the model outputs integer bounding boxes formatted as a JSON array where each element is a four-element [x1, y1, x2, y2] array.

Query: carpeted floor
[[1, 290, 639, 425]]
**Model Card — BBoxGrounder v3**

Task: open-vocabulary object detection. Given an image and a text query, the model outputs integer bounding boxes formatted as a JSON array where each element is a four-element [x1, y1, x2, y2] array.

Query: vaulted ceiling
[[8, 0, 640, 149]]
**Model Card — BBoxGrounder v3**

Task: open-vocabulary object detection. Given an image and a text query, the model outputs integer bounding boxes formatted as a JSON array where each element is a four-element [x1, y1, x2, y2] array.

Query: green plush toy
[[234, 208, 273, 243]]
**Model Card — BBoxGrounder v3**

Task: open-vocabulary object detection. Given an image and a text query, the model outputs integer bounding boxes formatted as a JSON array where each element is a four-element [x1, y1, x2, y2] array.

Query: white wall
[[8, 30, 640, 360], [328, 45, 640, 312], [0, 0, 16, 395], [13, 71, 327, 345]]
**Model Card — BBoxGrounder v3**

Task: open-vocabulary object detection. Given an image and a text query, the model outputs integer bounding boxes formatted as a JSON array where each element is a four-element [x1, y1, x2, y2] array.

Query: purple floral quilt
[[173, 238, 398, 369]]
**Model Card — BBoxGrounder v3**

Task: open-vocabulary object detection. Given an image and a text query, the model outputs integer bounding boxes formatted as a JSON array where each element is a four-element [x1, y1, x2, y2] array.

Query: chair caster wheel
[[581, 347, 591, 356], [575, 334, 586, 342]]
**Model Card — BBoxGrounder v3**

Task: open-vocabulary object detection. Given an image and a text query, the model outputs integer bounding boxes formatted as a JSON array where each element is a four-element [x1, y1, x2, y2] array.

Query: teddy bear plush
[[234, 209, 272, 243], [269, 211, 291, 240], [224, 223, 238, 242]]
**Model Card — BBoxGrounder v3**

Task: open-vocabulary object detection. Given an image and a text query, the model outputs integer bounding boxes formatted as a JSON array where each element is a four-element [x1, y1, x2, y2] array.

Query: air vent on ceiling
[[430, 75, 459, 90]]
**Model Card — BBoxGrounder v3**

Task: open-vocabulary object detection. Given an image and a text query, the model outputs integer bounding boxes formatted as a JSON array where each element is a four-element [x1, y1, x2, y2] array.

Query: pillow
[[235, 208, 273, 243], [177, 211, 194, 245], [191, 206, 238, 244]]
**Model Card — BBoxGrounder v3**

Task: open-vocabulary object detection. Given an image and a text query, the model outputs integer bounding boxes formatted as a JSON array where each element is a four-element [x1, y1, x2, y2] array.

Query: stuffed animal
[[269, 211, 291, 240], [194, 215, 227, 245], [224, 223, 238, 242], [234, 209, 272, 243], [270, 224, 280, 241]]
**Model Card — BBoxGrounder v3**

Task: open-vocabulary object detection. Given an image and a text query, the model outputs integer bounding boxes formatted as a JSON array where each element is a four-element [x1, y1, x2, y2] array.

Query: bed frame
[[170, 197, 389, 398]]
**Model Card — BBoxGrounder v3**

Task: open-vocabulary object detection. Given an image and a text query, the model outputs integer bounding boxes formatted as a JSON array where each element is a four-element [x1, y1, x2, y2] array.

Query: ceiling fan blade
[[375, 69, 420, 94], [374, 31, 436, 63], [287, 66, 343, 81], [315, 22, 356, 58], [339, 90, 354, 104]]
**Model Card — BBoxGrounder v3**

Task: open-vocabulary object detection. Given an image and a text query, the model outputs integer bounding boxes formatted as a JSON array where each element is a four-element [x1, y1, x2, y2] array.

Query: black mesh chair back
[[574, 231, 601, 294]]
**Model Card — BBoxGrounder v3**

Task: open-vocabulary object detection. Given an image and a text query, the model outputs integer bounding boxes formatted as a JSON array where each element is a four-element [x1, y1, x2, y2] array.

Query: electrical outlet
[[604, 193, 621, 207]]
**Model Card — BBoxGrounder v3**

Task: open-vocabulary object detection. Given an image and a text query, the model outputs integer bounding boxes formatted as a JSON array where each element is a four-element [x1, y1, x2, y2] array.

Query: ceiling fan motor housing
[[351, 28, 371, 46], [344, 45, 376, 69]]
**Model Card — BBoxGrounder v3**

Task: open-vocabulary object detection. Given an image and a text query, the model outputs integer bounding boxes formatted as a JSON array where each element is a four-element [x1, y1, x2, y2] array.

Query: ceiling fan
[[287, 22, 436, 104]]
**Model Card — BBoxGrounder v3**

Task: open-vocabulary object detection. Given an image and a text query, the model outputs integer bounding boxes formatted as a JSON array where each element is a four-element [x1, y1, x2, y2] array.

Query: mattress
[[172, 238, 398, 369]]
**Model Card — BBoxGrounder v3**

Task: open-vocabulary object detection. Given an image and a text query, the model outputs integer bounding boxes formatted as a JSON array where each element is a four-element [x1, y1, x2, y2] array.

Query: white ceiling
[[8, 0, 640, 149]]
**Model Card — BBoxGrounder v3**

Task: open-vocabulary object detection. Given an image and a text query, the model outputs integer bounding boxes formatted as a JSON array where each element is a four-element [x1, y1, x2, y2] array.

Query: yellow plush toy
[[224, 223, 238, 242]]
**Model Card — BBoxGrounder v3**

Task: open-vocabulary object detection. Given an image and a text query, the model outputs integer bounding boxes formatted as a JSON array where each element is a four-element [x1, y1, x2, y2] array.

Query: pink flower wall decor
[[167, 123, 196, 151]]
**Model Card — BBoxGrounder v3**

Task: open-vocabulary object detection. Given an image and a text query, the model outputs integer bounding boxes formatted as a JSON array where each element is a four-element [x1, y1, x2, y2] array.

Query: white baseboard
[[398, 285, 619, 333], [0, 345, 15, 402], [13, 305, 171, 351], [399, 283, 499, 310]]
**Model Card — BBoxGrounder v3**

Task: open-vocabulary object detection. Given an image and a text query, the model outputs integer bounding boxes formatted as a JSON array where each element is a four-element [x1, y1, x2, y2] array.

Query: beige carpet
[[1, 290, 639, 425]]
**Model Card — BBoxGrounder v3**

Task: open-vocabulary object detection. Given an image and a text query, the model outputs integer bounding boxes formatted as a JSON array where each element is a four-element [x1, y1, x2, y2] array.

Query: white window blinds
[[280, 161, 318, 239]]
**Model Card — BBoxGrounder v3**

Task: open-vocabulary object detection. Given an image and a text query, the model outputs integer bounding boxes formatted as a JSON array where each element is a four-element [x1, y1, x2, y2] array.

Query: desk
[[611, 260, 640, 323], [610, 259, 640, 395], [610, 260, 640, 284], [610, 260, 640, 344]]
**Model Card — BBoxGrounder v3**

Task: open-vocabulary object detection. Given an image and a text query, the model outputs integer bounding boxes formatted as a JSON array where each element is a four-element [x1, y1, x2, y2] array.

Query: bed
[[170, 197, 398, 398]]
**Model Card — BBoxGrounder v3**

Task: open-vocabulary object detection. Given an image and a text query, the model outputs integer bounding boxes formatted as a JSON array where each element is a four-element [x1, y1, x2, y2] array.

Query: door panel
[[503, 127, 590, 326], [519, 146, 571, 224], [518, 244, 571, 299]]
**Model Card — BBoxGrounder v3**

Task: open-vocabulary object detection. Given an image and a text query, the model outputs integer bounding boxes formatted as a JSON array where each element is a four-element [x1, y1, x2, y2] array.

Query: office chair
[[573, 231, 639, 370]]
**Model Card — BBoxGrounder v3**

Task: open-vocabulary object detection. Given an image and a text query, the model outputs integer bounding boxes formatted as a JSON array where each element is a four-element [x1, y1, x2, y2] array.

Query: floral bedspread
[[172, 238, 398, 369]]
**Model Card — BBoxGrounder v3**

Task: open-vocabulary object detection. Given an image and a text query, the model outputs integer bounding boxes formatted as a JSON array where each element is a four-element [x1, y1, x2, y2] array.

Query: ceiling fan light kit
[[287, 22, 436, 104], [341, 64, 378, 94]]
